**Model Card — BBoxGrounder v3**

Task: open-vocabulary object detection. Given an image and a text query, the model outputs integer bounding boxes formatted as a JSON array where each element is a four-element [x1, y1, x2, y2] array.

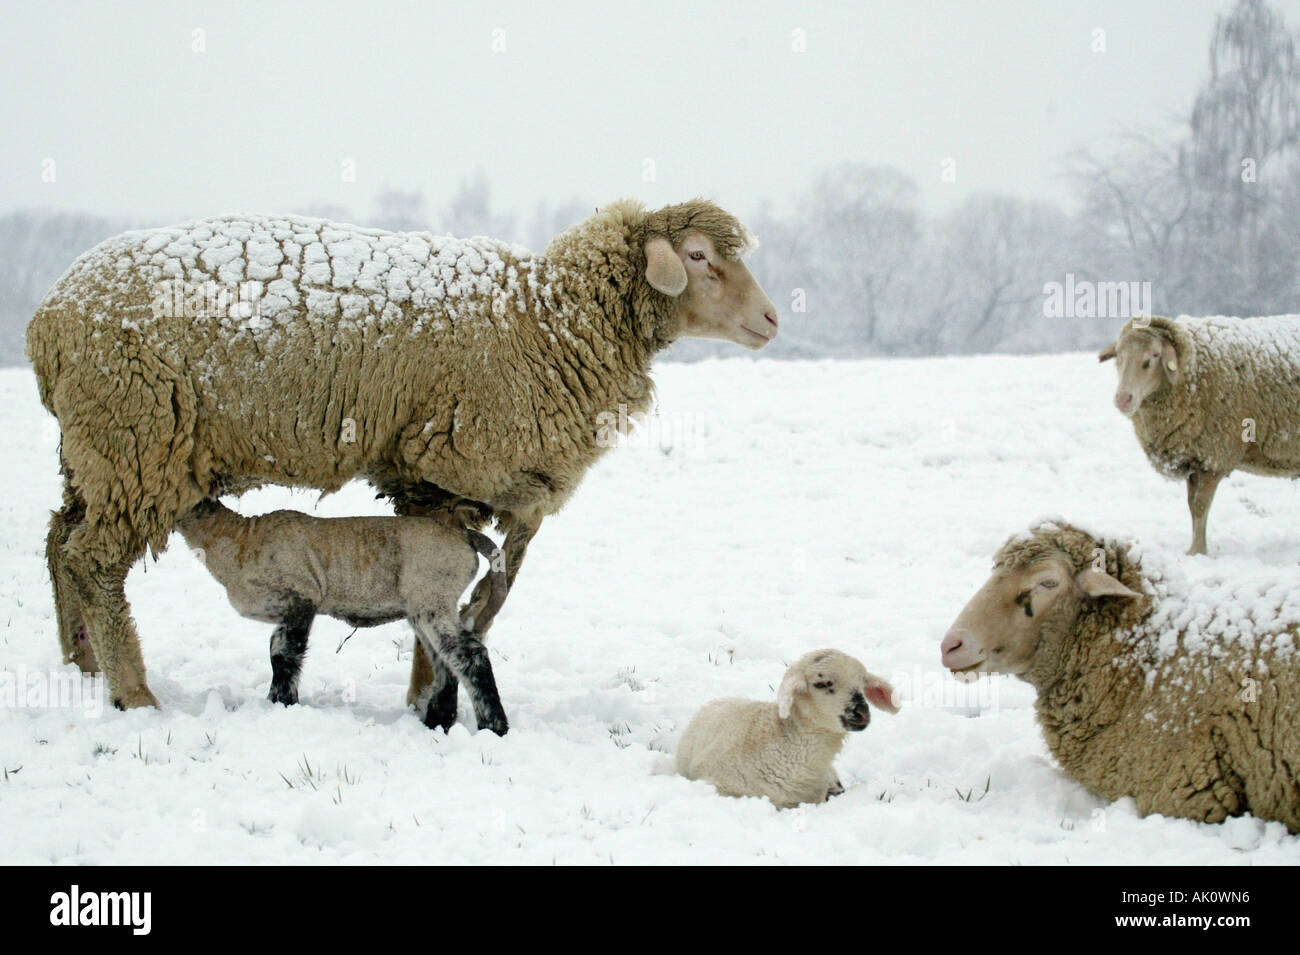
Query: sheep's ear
[[777, 671, 808, 719], [1098, 342, 1117, 362], [1161, 340, 1179, 380], [644, 236, 687, 297], [1074, 569, 1140, 600], [864, 675, 900, 714]]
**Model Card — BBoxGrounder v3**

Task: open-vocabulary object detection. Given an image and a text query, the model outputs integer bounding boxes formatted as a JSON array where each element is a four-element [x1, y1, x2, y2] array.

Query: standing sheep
[[27, 199, 778, 714], [941, 519, 1300, 831], [174, 499, 509, 733], [1099, 314, 1300, 555], [675, 650, 900, 809]]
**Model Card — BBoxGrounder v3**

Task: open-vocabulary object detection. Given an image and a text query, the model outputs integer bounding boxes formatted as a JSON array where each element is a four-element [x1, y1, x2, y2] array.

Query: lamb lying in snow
[[175, 499, 509, 735], [676, 650, 900, 809]]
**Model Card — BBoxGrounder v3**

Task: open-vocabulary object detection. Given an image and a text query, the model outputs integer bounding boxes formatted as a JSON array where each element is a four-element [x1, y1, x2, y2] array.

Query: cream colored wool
[[1110, 314, 1300, 478], [27, 199, 769, 708], [675, 650, 899, 809], [990, 521, 1300, 831], [1101, 314, 1300, 553]]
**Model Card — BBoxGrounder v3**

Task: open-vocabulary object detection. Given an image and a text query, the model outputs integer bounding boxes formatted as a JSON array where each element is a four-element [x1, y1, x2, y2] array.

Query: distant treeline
[[2, 1, 1296, 366]]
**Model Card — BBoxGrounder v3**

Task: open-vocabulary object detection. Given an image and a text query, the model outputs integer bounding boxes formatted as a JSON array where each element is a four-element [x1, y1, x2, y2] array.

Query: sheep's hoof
[[480, 718, 509, 737], [112, 686, 160, 710]]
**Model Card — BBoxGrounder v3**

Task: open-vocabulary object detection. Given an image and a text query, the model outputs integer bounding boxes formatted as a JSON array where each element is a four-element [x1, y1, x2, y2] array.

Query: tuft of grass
[[608, 721, 632, 749], [955, 776, 992, 802]]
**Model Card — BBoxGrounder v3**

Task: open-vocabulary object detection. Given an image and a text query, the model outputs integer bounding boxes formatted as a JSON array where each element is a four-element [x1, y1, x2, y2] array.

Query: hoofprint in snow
[[1, 354, 1297, 865]]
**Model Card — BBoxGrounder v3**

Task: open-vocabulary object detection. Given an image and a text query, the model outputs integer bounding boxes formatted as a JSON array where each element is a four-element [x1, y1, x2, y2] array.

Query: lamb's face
[[1101, 329, 1177, 416], [778, 650, 899, 732], [941, 551, 1140, 678], [671, 233, 779, 350]]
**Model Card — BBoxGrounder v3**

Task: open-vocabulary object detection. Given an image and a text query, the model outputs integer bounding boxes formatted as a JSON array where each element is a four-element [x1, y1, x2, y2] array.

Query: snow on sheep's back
[[1, 354, 1297, 864]]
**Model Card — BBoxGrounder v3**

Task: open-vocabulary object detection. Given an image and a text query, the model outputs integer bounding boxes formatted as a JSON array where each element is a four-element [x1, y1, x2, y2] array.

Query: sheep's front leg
[[268, 597, 316, 705], [412, 617, 508, 736], [1186, 469, 1226, 556]]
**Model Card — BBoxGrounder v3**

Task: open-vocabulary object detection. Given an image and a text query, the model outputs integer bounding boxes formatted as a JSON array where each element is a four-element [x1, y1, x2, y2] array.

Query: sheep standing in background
[[27, 199, 778, 714], [676, 650, 900, 809], [941, 519, 1300, 831], [1099, 314, 1300, 555], [174, 499, 510, 733]]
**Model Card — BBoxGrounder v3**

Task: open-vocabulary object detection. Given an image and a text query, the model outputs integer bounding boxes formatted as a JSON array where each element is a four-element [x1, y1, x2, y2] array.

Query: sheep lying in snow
[[175, 499, 509, 734], [675, 650, 900, 809], [942, 519, 1300, 831], [28, 199, 777, 713], [1099, 314, 1300, 555]]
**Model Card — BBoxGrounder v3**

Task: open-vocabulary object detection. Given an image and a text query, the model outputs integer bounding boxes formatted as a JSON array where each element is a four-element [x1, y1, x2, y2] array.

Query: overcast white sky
[[1, 0, 1288, 227]]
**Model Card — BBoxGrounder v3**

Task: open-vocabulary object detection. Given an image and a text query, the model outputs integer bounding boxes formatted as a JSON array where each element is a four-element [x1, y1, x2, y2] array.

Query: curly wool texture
[[1120, 314, 1300, 479], [26, 199, 753, 567], [999, 520, 1300, 831]]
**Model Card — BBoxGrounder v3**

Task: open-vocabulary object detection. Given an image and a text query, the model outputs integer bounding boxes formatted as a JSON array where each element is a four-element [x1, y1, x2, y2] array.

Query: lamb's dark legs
[[1186, 469, 1226, 556], [407, 505, 537, 724], [268, 597, 316, 705], [412, 617, 508, 736], [417, 649, 460, 731]]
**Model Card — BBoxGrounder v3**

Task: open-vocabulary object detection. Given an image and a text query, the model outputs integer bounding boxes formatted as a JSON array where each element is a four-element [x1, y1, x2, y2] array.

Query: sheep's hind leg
[[411, 616, 508, 736], [46, 480, 96, 673], [65, 542, 157, 710], [268, 597, 315, 705], [1186, 469, 1226, 556]]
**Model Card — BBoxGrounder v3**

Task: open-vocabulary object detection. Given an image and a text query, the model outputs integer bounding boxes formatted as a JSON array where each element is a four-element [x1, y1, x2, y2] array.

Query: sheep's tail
[[464, 529, 508, 635]]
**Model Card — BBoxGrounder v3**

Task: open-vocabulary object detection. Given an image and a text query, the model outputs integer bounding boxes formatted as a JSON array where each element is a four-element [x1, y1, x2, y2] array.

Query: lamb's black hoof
[[479, 715, 509, 737], [267, 686, 298, 706], [422, 703, 457, 732]]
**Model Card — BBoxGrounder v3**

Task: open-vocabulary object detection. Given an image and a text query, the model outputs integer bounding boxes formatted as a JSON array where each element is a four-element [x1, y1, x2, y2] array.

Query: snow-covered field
[[2, 354, 1298, 865]]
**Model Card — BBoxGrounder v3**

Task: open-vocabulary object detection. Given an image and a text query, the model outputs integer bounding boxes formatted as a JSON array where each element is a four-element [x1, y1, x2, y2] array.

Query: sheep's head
[[633, 199, 778, 349], [1098, 319, 1180, 416], [941, 523, 1143, 687], [777, 649, 899, 732]]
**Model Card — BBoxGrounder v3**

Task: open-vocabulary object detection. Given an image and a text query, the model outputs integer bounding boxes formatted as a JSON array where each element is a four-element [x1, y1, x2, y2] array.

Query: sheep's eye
[[812, 680, 833, 691], [688, 251, 706, 262], [1039, 579, 1058, 590]]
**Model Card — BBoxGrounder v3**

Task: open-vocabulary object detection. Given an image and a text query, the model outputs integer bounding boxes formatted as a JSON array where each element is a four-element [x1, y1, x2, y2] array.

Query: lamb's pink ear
[[864, 675, 900, 714], [644, 236, 687, 296], [1098, 342, 1117, 362], [777, 671, 808, 719], [1074, 569, 1140, 599]]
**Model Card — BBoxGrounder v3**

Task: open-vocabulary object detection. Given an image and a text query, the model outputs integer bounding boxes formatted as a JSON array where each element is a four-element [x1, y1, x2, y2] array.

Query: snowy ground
[[1, 354, 1298, 865]]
